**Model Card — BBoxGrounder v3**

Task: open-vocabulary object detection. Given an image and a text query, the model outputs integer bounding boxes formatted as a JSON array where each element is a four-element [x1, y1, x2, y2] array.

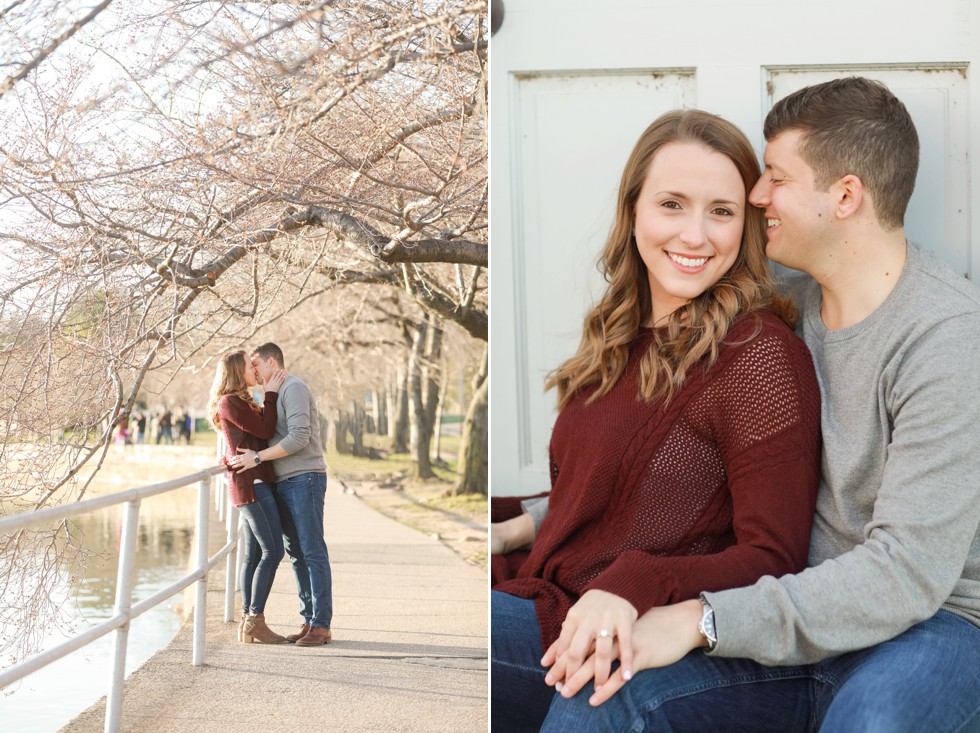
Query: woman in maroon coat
[[490, 110, 822, 732], [207, 350, 287, 644]]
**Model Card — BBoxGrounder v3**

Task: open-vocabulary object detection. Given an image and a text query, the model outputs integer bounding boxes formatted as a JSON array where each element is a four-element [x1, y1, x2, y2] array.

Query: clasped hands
[[541, 591, 706, 707]]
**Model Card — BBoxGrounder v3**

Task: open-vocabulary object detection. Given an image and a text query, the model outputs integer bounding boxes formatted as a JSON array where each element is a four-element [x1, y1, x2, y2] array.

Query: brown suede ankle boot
[[242, 614, 287, 644]]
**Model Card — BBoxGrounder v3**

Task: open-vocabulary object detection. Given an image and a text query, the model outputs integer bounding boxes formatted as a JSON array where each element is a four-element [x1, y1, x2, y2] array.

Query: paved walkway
[[61, 484, 488, 733]]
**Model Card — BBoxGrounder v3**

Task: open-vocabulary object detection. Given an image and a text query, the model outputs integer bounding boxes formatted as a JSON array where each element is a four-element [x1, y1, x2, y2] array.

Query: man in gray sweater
[[539, 78, 980, 731], [234, 343, 334, 647]]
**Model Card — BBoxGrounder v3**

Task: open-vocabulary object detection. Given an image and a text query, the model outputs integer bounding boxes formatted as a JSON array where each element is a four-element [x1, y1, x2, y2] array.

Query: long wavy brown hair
[[207, 350, 261, 430], [547, 109, 796, 409]]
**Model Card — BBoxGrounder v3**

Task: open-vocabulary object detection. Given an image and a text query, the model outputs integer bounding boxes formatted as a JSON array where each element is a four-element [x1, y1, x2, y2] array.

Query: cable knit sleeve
[[583, 314, 821, 616]]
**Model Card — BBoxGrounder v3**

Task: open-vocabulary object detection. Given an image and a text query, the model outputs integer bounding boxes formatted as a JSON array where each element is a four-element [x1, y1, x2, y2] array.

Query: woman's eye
[[661, 200, 681, 209], [711, 207, 734, 217]]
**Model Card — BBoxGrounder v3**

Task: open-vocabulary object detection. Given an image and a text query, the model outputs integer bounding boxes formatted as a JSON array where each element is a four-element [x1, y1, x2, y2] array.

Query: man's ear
[[833, 174, 864, 220]]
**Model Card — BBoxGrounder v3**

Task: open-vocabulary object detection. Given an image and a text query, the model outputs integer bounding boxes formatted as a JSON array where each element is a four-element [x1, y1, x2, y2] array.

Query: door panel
[[508, 71, 694, 483]]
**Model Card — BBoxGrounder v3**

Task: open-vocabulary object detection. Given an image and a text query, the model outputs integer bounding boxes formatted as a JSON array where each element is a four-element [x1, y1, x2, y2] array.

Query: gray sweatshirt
[[705, 243, 980, 665], [269, 374, 327, 481]]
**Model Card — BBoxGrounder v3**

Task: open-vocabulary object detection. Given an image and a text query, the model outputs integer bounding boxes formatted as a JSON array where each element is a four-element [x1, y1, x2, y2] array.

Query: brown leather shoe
[[295, 626, 332, 646], [286, 624, 311, 643]]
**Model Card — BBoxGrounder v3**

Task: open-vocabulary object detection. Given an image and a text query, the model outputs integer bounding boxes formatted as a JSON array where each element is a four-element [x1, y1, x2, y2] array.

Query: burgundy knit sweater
[[217, 392, 279, 506], [494, 309, 822, 649]]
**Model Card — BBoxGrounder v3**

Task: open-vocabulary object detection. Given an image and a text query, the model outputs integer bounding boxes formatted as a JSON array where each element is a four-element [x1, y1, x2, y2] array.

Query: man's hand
[[231, 447, 259, 474], [542, 589, 637, 689], [550, 599, 706, 706]]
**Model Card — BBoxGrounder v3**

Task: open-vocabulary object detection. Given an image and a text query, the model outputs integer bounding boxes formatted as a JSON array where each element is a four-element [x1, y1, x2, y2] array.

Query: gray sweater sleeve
[[705, 312, 980, 665], [276, 379, 312, 456], [521, 496, 549, 533]]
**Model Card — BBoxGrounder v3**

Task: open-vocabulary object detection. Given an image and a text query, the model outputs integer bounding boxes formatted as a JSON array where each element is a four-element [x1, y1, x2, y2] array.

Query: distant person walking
[[229, 343, 334, 647], [208, 350, 289, 644], [179, 410, 193, 444], [135, 411, 147, 444], [114, 411, 131, 447], [156, 409, 173, 445]]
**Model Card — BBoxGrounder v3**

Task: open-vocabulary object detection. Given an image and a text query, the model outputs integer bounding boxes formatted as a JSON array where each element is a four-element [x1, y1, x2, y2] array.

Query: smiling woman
[[633, 141, 745, 324], [488, 109, 823, 732]]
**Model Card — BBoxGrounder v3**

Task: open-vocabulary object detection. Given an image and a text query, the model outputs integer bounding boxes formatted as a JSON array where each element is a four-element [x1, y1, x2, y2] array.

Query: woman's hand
[[554, 599, 707, 705], [542, 589, 638, 690], [264, 369, 286, 393], [490, 512, 535, 555]]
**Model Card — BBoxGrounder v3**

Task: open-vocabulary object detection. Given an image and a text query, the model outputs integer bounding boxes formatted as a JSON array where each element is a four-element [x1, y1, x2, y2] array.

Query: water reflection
[[2, 487, 201, 733]]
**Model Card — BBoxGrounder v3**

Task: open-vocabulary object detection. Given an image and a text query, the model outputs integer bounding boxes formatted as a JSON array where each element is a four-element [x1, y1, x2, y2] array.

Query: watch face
[[700, 604, 717, 646]]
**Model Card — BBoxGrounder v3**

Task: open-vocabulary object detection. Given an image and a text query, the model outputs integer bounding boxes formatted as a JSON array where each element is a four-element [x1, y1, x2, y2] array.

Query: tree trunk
[[391, 363, 410, 454], [432, 367, 449, 465], [318, 414, 330, 452], [453, 345, 488, 495], [373, 389, 387, 436], [409, 316, 443, 479], [350, 400, 366, 457], [385, 382, 397, 441], [334, 410, 351, 455]]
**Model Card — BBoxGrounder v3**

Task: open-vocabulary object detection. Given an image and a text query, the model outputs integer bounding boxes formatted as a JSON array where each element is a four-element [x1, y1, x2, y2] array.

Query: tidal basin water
[[1, 486, 202, 733]]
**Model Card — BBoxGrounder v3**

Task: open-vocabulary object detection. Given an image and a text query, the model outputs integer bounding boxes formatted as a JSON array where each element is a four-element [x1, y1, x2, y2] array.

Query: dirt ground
[[345, 476, 488, 568]]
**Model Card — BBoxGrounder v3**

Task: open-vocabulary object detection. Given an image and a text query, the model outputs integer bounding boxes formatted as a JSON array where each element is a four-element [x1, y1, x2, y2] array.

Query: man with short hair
[[540, 77, 980, 732], [232, 342, 333, 646]]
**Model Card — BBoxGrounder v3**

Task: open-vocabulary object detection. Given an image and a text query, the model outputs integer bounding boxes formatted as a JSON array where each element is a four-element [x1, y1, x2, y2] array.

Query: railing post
[[217, 482, 227, 521], [224, 503, 239, 622], [0, 465, 235, 730], [215, 434, 227, 521], [192, 477, 210, 666], [105, 499, 141, 733]]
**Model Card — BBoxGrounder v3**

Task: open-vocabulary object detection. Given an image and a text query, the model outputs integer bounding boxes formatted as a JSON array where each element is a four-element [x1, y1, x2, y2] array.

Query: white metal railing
[[0, 461, 243, 733]]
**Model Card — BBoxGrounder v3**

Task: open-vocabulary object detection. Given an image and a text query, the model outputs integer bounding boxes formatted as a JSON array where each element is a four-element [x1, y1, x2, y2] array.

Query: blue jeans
[[274, 472, 333, 629], [540, 609, 980, 733], [238, 482, 284, 614], [491, 590, 559, 733]]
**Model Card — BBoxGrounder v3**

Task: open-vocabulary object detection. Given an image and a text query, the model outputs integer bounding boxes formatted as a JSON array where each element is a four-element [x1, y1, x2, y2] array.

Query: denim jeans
[[540, 609, 980, 733], [490, 590, 560, 733], [274, 471, 333, 629], [238, 482, 284, 614]]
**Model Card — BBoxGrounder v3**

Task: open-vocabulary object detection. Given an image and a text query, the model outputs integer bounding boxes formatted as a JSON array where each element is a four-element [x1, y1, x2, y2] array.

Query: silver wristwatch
[[253, 452, 262, 465], [698, 598, 717, 651]]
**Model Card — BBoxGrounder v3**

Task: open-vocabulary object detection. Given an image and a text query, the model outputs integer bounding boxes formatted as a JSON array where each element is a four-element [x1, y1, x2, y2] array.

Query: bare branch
[[0, 0, 116, 100]]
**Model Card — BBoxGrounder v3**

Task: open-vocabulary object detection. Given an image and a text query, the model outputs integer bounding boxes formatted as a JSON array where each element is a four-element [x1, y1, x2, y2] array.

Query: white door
[[490, 0, 980, 495]]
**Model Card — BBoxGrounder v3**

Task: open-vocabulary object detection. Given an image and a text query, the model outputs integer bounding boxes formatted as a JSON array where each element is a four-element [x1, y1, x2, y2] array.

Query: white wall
[[490, 0, 980, 495]]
